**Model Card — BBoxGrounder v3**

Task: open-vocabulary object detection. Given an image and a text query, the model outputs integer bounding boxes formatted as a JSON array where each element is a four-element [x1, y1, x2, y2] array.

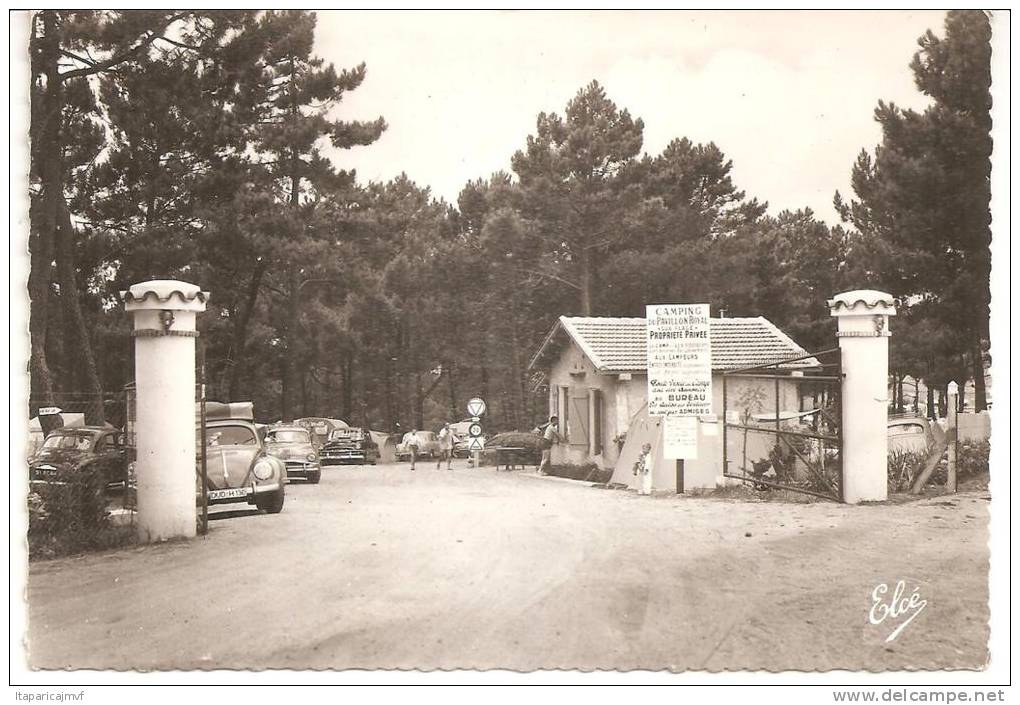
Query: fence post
[[828, 290, 896, 503], [946, 380, 959, 493], [121, 280, 208, 542]]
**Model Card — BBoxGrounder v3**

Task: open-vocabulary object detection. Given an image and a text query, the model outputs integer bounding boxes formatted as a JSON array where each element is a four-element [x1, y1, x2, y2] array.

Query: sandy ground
[[25, 461, 989, 672]]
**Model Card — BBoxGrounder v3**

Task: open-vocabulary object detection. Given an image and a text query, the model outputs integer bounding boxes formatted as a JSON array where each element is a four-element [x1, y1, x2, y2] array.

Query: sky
[[315, 10, 945, 226]]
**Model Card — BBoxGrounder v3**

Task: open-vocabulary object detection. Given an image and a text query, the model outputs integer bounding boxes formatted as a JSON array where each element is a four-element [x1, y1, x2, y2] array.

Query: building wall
[[547, 341, 623, 469], [544, 341, 804, 487]]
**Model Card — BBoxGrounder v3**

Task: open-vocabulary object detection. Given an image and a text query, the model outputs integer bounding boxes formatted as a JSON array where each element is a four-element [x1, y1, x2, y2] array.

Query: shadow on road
[[208, 508, 261, 521]]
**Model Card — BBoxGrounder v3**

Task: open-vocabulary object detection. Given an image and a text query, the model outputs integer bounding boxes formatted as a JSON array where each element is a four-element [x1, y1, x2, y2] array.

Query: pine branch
[[59, 12, 191, 82]]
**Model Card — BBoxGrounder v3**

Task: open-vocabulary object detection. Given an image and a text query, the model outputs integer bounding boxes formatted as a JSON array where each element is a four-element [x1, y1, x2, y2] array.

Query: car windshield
[[330, 429, 361, 439], [204, 425, 257, 446], [267, 429, 309, 444], [891, 423, 926, 435], [41, 431, 97, 451]]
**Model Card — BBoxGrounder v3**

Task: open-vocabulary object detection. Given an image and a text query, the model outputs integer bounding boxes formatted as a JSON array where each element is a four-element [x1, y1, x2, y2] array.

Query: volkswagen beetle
[[197, 402, 286, 513]]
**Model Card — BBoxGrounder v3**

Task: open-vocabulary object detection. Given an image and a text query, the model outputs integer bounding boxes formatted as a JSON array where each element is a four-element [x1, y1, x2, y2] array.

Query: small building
[[528, 316, 818, 489]]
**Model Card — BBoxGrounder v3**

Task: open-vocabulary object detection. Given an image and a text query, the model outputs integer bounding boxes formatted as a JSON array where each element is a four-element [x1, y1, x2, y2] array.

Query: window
[[266, 429, 311, 444]]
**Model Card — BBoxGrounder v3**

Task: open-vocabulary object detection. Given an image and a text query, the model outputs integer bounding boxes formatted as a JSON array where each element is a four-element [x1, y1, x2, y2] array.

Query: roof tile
[[553, 316, 817, 372]]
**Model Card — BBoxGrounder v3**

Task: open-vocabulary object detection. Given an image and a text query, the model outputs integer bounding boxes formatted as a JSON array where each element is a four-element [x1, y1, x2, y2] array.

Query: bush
[[27, 467, 135, 560], [888, 449, 929, 492], [482, 432, 544, 465], [546, 463, 613, 484], [887, 440, 990, 493], [958, 440, 990, 477]]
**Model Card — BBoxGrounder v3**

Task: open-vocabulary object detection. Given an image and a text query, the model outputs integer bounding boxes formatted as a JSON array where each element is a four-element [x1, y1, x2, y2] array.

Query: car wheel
[[307, 471, 321, 484], [256, 487, 285, 514]]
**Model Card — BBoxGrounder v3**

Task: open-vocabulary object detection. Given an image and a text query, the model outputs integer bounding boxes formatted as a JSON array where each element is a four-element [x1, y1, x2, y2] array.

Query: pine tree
[[835, 10, 992, 409], [247, 10, 386, 420], [509, 81, 645, 315]]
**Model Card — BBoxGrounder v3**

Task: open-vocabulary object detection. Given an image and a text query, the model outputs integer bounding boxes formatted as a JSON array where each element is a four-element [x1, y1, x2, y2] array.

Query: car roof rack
[[204, 401, 255, 422]]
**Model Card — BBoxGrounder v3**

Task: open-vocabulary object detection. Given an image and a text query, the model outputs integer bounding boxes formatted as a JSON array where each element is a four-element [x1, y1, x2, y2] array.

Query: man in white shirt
[[406, 429, 421, 471], [539, 415, 560, 476], [436, 423, 454, 470]]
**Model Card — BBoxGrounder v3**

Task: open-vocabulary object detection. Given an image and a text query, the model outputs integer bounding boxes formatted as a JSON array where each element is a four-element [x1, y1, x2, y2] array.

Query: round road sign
[[466, 397, 486, 418], [468, 422, 483, 438]]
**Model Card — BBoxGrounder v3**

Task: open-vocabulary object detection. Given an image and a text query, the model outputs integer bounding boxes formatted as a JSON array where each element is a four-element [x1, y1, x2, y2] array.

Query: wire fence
[[27, 391, 136, 559]]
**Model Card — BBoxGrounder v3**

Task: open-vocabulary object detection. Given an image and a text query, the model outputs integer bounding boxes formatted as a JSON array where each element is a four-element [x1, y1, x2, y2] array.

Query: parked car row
[[27, 404, 382, 519]]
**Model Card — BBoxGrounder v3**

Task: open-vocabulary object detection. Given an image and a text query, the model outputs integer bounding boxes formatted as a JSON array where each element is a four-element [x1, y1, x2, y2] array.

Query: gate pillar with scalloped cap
[[121, 280, 209, 541], [828, 290, 896, 503]]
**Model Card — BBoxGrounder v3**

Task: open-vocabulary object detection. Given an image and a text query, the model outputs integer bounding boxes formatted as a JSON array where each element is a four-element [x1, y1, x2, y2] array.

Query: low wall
[[957, 412, 991, 442]]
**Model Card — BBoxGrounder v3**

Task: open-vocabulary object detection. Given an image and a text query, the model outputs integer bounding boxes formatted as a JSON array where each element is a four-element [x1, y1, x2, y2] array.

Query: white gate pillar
[[828, 290, 896, 503], [121, 280, 209, 541]]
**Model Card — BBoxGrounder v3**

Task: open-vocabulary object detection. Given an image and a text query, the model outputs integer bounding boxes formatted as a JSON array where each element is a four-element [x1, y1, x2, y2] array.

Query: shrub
[[958, 440, 990, 477], [27, 467, 134, 560], [546, 463, 613, 484], [887, 440, 990, 493], [888, 449, 929, 492]]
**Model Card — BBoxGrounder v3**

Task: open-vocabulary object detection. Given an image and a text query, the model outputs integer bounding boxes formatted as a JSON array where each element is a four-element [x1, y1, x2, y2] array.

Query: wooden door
[[568, 389, 589, 449]]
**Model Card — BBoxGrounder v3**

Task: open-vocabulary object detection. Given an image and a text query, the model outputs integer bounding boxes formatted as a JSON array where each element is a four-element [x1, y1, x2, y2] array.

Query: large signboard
[[663, 416, 699, 460], [646, 303, 712, 418]]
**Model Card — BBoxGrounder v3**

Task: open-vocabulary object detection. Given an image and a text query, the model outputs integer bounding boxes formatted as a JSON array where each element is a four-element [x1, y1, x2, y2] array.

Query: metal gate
[[722, 348, 843, 502]]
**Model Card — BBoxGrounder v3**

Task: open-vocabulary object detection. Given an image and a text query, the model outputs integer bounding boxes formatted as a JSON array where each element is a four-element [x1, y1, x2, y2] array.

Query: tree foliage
[[836, 10, 992, 410]]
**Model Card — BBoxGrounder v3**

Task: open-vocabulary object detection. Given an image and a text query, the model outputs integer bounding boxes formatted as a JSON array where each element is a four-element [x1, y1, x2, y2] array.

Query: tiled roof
[[530, 316, 818, 373]]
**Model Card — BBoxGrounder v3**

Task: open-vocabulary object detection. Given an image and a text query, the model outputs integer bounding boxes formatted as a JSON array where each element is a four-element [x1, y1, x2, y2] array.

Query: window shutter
[[569, 390, 589, 448], [591, 389, 603, 455]]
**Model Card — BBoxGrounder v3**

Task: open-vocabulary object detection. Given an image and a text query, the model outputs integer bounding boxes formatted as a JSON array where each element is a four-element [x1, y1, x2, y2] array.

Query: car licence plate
[[208, 487, 250, 500]]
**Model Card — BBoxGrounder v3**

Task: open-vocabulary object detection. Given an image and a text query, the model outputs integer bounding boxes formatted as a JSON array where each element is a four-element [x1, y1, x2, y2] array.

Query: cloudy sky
[[314, 10, 946, 225]]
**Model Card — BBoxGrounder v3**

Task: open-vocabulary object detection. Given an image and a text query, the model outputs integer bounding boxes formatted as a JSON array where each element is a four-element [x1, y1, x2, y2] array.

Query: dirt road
[[26, 462, 989, 671]]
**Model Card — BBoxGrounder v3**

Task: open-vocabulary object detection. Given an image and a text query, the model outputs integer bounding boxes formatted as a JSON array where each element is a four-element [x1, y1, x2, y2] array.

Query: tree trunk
[[579, 247, 593, 315], [280, 267, 302, 421], [895, 375, 904, 413], [509, 307, 527, 429], [414, 370, 424, 430], [55, 200, 105, 423], [971, 338, 987, 412], [299, 358, 308, 417], [28, 200, 56, 413], [342, 353, 353, 422], [913, 378, 919, 414], [447, 363, 458, 420], [479, 333, 496, 427], [926, 385, 935, 421], [28, 12, 61, 414], [385, 354, 396, 431], [224, 258, 267, 399]]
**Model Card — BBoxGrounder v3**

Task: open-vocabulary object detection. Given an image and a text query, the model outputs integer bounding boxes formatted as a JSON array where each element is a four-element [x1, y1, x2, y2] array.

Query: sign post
[[646, 303, 711, 494], [466, 398, 486, 467]]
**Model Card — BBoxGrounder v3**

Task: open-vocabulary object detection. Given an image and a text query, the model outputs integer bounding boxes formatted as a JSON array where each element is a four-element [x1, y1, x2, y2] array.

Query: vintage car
[[264, 425, 321, 483], [888, 413, 936, 455], [319, 427, 378, 466], [198, 402, 286, 513], [293, 417, 349, 449], [28, 426, 128, 491], [395, 430, 441, 460]]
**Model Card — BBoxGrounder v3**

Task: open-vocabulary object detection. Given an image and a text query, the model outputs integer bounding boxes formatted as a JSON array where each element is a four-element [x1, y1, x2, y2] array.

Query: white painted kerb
[[122, 280, 208, 541]]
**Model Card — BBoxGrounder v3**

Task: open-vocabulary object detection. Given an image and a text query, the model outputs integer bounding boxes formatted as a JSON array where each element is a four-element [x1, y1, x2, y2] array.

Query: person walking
[[407, 429, 421, 471], [538, 415, 560, 476], [437, 423, 454, 470]]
